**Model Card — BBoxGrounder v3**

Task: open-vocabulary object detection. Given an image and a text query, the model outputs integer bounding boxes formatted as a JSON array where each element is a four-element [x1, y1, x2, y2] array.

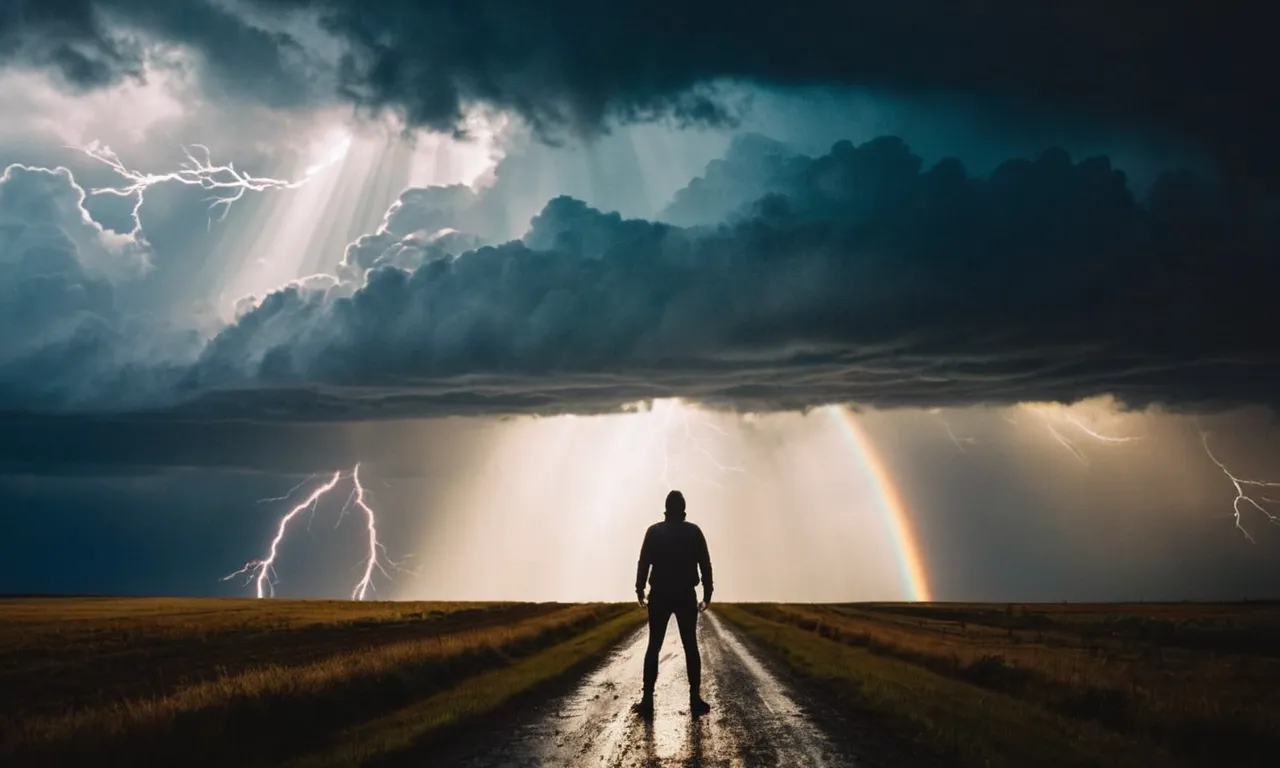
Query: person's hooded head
[[664, 490, 687, 521]]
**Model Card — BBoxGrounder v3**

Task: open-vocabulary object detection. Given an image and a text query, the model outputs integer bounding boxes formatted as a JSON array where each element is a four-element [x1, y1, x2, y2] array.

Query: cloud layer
[[4, 134, 1278, 420], [4, 2, 1276, 187], [175, 136, 1277, 418], [0, 164, 177, 409]]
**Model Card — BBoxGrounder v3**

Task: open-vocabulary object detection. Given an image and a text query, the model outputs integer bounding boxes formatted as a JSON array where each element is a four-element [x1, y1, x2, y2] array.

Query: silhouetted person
[[634, 490, 713, 718]]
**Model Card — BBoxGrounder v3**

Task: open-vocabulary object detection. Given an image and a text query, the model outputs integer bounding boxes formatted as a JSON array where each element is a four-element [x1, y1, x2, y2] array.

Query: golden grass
[[724, 602, 1280, 767], [0, 597, 514, 653], [718, 605, 1162, 768], [293, 611, 645, 767], [0, 598, 633, 767], [0, 598, 561, 718]]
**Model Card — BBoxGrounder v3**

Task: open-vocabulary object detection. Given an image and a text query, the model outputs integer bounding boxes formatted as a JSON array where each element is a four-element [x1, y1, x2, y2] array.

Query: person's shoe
[[633, 695, 654, 719], [690, 696, 711, 717]]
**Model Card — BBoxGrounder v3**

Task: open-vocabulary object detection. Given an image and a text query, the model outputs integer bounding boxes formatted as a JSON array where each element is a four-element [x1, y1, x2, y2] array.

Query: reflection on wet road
[[441, 610, 862, 767]]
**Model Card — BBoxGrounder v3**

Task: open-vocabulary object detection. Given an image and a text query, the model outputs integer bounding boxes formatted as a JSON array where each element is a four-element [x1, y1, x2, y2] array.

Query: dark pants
[[643, 589, 701, 698]]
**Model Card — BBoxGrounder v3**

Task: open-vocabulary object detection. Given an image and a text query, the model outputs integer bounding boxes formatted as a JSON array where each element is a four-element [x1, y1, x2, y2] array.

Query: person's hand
[[637, 590, 646, 607], [698, 600, 708, 612]]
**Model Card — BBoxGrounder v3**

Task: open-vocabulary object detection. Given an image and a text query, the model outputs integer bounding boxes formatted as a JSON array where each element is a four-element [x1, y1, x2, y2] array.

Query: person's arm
[[697, 527, 713, 606], [635, 527, 653, 605]]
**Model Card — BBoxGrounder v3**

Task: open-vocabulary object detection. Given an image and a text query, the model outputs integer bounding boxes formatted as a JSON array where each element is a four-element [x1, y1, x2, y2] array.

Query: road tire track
[[435, 609, 928, 767]]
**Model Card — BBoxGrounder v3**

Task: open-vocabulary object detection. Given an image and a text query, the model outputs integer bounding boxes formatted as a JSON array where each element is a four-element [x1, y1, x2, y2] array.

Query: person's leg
[[672, 590, 704, 710], [642, 594, 674, 701]]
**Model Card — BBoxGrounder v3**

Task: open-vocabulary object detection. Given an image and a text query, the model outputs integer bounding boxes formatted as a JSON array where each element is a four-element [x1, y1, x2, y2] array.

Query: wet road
[[438, 609, 900, 767]]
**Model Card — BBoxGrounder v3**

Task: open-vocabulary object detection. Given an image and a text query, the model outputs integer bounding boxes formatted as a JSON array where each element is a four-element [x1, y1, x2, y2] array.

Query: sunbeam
[[403, 401, 912, 603]]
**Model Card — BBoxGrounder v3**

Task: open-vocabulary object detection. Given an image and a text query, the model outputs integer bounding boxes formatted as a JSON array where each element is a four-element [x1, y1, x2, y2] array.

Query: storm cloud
[[2, 135, 1277, 421], [3, 2, 1277, 188], [174, 136, 1279, 419], [0, 163, 168, 408]]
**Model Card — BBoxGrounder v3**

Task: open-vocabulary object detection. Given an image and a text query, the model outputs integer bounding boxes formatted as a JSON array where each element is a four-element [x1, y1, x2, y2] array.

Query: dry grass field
[[0, 597, 641, 766], [12, 596, 1269, 767], [719, 602, 1280, 768]]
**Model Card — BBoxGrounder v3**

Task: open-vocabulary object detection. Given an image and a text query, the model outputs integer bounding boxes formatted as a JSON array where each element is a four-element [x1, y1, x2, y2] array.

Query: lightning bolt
[[1023, 405, 1142, 464], [76, 135, 350, 232], [943, 421, 977, 453], [255, 474, 317, 505], [1200, 432, 1280, 543], [655, 400, 744, 489], [350, 463, 390, 601], [926, 408, 976, 453], [1063, 414, 1142, 444], [225, 463, 402, 600], [1042, 416, 1090, 464], [224, 471, 343, 598]]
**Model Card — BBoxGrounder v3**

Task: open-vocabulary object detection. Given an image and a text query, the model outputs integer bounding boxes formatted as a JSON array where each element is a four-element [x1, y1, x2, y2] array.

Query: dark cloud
[[658, 133, 801, 227], [1, 0, 317, 107], [0, 163, 198, 411], [5, 2, 1275, 187], [167, 136, 1279, 419], [0, 164, 134, 407], [114, 0, 321, 108], [3, 136, 1278, 422], [265, 1, 1277, 186], [0, 0, 141, 89]]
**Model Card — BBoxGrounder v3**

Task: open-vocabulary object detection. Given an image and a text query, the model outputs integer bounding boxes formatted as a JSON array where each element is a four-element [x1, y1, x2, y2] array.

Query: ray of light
[[210, 119, 503, 318], [210, 130, 384, 313], [401, 401, 917, 603]]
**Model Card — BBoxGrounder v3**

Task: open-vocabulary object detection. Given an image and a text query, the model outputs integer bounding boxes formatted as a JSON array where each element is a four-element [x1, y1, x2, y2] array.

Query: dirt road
[[437, 609, 923, 767]]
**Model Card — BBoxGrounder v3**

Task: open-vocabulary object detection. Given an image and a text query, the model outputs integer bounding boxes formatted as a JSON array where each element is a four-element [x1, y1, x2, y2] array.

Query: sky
[[1, 1, 1278, 603]]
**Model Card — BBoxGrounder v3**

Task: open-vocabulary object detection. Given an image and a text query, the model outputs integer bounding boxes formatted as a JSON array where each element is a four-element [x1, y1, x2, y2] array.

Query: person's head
[[664, 490, 686, 520]]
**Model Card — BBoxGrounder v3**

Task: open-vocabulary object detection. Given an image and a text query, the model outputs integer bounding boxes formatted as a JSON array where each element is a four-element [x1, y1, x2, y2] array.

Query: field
[[718, 602, 1280, 768], [0, 597, 642, 766], [9, 598, 1276, 767]]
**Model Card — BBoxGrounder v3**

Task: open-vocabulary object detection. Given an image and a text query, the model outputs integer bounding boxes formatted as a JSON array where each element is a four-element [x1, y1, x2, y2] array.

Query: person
[[634, 489, 713, 718]]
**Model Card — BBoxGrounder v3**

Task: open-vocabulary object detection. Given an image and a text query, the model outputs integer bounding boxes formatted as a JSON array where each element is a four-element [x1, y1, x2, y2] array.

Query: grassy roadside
[[294, 610, 645, 767], [717, 605, 1170, 768], [752, 602, 1279, 756], [3, 602, 630, 767], [1, 599, 564, 719]]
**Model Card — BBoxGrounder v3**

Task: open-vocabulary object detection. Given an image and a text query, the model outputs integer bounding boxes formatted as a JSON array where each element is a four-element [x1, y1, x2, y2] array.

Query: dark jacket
[[635, 517, 713, 598]]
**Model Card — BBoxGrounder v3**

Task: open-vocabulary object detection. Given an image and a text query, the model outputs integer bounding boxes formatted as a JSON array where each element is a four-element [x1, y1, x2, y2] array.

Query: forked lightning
[[225, 464, 399, 600], [77, 136, 348, 232], [1200, 433, 1280, 542], [657, 401, 744, 489]]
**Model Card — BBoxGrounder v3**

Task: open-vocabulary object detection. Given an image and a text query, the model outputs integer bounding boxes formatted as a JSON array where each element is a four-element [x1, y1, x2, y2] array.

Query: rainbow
[[826, 406, 933, 602]]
